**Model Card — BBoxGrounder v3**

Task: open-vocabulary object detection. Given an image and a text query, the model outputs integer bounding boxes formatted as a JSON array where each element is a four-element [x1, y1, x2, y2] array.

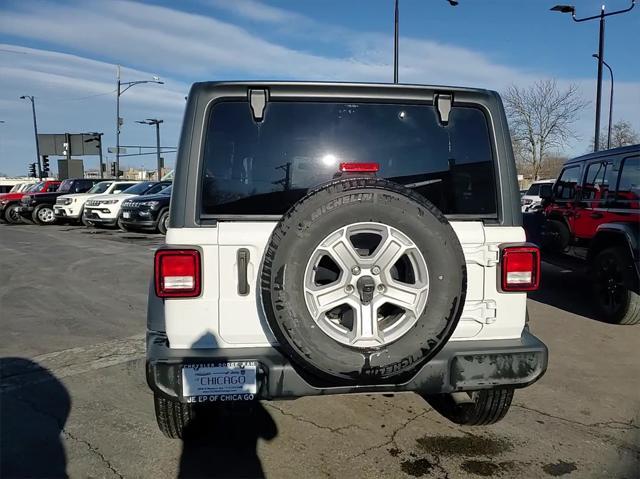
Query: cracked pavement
[[1, 224, 639, 478]]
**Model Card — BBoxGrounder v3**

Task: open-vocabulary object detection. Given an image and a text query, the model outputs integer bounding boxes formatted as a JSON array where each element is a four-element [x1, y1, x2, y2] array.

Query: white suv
[[146, 82, 548, 438], [83, 181, 171, 228], [521, 179, 555, 213], [54, 180, 140, 225]]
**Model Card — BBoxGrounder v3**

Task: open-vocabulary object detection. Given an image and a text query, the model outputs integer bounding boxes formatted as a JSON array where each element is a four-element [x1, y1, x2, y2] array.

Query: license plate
[[122, 212, 131, 218], [182, 362, 257, 401]]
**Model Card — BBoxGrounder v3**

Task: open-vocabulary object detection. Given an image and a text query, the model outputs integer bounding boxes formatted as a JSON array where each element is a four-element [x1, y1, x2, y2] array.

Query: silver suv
[[146, 82, 548, 438]]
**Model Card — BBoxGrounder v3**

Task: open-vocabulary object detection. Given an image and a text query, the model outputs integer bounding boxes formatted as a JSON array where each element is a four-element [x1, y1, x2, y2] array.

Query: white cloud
[[208, 0, 303, 24], [0, 0, 638, 175], [0, 44, 187, 175]]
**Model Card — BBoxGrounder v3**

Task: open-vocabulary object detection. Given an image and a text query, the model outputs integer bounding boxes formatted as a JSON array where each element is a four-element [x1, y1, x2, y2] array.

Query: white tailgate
[[164, 221, 527, 349], [217, 222, 277, 345], [450, 222, 527, 341]]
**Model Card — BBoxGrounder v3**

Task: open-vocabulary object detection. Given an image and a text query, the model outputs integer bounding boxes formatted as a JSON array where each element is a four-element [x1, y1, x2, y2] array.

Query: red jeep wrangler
[[0, 180, 61, 224], [540, 144, 639, 324]]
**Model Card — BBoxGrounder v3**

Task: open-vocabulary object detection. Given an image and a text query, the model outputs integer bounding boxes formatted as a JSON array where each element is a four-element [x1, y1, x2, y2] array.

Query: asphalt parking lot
[[1, 223, 638, 479]]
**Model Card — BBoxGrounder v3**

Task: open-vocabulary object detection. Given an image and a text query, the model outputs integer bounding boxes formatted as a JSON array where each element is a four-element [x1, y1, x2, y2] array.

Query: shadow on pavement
[[0, 357, 71, 478], [179, 402, 277, 478], [173, 332, 278, 478], [529, 262, 601, 321]]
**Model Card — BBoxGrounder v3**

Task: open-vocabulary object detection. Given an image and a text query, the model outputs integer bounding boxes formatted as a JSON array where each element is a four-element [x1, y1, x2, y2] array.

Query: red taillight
[[339, 162, 380, 173], [501, 245, 540, 292], [155, 249, 201, 298]]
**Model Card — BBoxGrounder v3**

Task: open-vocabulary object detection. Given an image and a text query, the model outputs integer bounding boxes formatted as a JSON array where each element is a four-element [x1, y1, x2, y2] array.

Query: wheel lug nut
[[345, 285, 354, 293], [377, 284, 386, 292], [351, 266, 361, 275], [372, 266, 381, 275]]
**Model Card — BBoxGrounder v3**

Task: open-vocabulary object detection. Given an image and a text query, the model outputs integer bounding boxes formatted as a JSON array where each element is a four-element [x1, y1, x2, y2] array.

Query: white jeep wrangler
[[146, 82, 548, 438]]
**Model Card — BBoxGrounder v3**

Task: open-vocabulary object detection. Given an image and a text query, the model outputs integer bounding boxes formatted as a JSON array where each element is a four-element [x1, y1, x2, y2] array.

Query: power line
[[0, 88, 118, 105], [37, 88, 118, 104]]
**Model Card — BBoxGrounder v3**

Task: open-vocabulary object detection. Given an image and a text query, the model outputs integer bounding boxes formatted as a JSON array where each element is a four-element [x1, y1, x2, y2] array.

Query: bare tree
[[504, 80, 588, 180], [591, 120, 640, 150]]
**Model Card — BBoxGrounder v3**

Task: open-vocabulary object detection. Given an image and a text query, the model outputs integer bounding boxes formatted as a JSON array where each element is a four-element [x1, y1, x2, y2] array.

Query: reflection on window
[[616, 156, 640, 208], [200, 101, 497, 216], [582, 161, 617, 203], [554, 166, 581, 200]]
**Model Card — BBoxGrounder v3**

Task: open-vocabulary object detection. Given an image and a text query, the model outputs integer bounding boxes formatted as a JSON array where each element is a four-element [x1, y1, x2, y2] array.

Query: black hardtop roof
[[565, 144, 640, 165], [190, 80, 497, 97]]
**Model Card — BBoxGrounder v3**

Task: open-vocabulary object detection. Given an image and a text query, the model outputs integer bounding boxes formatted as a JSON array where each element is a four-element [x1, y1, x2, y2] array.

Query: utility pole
[[136, 119, 164, 180], [115, 65, 163, 178], [20, 95, 42, 179], [551, 1, 635, 152]]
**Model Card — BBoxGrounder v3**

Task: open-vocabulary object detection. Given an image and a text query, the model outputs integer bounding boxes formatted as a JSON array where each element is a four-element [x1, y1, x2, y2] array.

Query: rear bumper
[[146, 330, 548, 402]]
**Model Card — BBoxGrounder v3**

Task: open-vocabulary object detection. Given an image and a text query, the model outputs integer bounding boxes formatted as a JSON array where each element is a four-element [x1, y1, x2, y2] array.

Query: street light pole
[[116, 65, 121, 179], [136, 119, 164, 180], [393, 0, 399, 84], [550, 1, 635, 152], [20, 95, 42, 179], [392, 1, 458, 84], [115, 65, 163, 179], [593, 54, 614, 149], [595, 7, 605, 152]]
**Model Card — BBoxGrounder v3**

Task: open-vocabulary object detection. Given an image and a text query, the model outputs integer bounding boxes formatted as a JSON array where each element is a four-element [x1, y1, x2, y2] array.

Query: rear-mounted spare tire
[[261, 177, 467, 384]]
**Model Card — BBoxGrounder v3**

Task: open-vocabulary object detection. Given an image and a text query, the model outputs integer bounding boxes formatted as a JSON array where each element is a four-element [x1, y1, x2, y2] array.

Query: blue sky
[[1, 0, 638, 176]]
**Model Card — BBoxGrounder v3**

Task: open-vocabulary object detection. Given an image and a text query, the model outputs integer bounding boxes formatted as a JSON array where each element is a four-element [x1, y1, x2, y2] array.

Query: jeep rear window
[[200, 101, 497, 217]]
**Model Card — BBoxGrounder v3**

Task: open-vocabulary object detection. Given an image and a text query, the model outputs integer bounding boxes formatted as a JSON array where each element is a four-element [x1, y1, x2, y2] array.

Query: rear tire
[[424, 388, 514, 426], [4, 204, 22, 224], [154, 395, 199, 439], [157, 210, 169, 235], [591, 247, 640, 325], [262, 177, 466, 384], [32, 205, 56, 225]]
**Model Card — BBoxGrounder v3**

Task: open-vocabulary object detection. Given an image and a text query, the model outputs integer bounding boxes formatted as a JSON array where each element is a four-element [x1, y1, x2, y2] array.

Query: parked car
[[521, 179, 555, 213], [54, 180, 140, 225], [536, 144, 640, 324], [0, 180, 61, 224], [119, 185, 172, 234], [145, 81, 548, 439], [16, 178, 101, 225], [83, 180, 171, 228], [8, 182, 34, 193]]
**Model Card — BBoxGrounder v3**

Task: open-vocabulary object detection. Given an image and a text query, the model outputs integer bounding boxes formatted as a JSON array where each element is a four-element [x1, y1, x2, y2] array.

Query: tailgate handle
[[237, 248, 250, 296]]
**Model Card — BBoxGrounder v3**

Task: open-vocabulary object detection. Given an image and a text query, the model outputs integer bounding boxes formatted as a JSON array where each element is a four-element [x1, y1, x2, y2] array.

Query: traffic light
[[42, 155, 50, 175], [28, 163, 36, 177], [110, 162, 116, 177]]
